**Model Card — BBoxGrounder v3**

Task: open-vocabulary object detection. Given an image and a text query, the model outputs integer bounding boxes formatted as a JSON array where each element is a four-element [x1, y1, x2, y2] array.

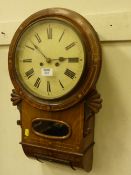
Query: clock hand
[[59, 57, 66, 62], [48, 57, 66, 62], [31, 42, 51, 63], [51, 57, 79, 62], [59, 57, 80, 63]]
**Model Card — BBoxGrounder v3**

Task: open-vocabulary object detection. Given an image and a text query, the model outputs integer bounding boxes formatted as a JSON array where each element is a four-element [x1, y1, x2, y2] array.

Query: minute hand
[[32, 42, 51, 63]]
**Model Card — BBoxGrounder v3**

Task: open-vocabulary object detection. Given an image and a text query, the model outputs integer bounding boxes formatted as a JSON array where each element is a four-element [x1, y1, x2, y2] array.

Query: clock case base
[[21, 141, 94, 171], [11, 89, 102, 172]]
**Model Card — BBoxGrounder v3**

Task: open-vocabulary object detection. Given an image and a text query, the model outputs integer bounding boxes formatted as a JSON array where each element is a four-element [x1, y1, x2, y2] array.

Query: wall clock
[[8, 8, 102, 172]]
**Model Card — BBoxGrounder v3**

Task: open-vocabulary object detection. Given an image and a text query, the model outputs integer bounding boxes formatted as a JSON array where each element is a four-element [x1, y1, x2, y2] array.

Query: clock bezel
[[14, 17, 87, 100], [8, 8, 102, 111]]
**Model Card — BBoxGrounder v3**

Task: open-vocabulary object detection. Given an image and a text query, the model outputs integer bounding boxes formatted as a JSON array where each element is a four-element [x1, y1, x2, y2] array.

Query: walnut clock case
[[8, 8, 102, 172]]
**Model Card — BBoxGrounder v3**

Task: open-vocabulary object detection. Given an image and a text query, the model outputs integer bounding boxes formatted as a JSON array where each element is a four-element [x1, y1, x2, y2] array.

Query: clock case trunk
[[8, 8, 102, 172], [11, 89, 102, 172]]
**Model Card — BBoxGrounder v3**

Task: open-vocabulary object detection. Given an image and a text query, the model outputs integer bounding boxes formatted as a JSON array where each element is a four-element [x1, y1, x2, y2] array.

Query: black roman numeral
[[23, 59, 32, 63], [59, 80, 64, 89], [68, 57, 79, 63], [47, 81, 51, 94], [35, 33, 42, 43], [65, 42, 76, 50], [47, 25, 52, 39], [34, 77, 41, 88], [59, 30, 65, 42], [25, 68, 34, 79], [25, 45, 34, 51], [64, 69, 76, 79]]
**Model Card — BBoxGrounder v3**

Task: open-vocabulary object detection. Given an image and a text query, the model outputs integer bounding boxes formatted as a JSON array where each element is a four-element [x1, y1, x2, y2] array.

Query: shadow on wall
[[94, 42, 131, 175]]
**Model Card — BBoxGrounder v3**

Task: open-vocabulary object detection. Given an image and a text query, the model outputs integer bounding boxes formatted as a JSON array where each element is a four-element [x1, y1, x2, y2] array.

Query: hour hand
[[59, 57, 79, 63], [58, 57, 66, 62]]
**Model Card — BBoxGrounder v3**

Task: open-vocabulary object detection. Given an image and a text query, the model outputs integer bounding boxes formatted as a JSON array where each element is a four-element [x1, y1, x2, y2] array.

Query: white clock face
[[15, 18, 85, 99]]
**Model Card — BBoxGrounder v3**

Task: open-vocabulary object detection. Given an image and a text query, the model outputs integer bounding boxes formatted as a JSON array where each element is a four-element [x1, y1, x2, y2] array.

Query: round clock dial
[[15, 18, 85, 100]]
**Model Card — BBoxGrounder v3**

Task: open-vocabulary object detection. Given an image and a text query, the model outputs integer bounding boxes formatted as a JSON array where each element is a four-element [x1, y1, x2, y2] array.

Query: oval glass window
[[32, 119, 71, 139]]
